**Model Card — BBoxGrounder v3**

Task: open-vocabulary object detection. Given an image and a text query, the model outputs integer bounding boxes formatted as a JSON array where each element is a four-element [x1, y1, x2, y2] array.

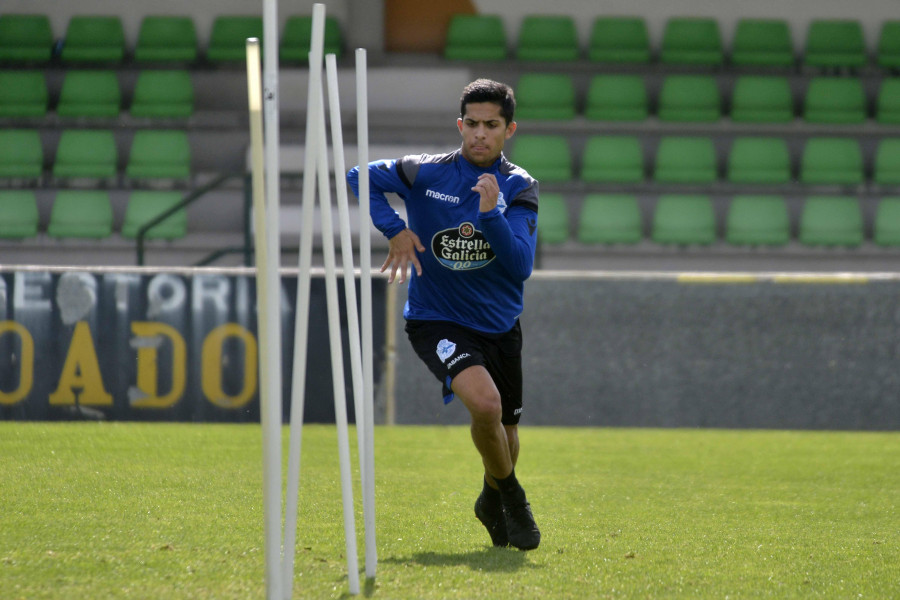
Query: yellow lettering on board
[[49, 321, 112, 406], [0, 321, 34, 405], [202, 323, 257, 409], [130, 322, 187, 409]]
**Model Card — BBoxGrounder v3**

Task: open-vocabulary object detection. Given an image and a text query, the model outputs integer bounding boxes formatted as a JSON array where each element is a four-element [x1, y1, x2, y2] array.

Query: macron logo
[[426, 189, 460, 204]]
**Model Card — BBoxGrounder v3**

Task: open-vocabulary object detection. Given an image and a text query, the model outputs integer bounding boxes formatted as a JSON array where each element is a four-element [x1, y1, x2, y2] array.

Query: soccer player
[[348, 79, 540, 551]]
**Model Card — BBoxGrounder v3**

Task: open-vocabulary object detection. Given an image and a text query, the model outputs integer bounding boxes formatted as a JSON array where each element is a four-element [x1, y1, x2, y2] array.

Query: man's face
[[457, 102, 517, 167]]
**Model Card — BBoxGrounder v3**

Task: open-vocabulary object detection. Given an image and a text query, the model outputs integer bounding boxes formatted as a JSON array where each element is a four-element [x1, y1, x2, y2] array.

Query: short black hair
[[459, 79, 515, 125]]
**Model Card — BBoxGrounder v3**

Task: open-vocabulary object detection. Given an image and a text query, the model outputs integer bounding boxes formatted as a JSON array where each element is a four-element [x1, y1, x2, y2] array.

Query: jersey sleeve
[[477, 182, 539, 282], [347, 158, 412, 240]]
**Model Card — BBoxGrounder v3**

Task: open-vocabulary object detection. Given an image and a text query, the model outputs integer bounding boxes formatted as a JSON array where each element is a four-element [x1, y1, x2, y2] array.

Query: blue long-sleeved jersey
[[347, 149, 539, 334]]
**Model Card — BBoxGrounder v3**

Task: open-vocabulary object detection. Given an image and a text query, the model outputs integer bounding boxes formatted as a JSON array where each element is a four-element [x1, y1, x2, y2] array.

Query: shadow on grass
[[383, 546, 533, 573]]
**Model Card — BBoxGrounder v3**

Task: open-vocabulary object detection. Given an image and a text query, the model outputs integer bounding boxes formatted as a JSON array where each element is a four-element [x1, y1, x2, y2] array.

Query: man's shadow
[[383, 546, 534, 573]]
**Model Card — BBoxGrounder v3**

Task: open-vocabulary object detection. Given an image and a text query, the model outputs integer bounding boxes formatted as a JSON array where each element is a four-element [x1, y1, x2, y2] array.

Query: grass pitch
[[1, 423, 897, 599]]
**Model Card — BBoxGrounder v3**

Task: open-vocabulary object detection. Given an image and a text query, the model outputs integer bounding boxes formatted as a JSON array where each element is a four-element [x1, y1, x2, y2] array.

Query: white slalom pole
[[247, 37, 283, 600], [356, 47, 377, 579], [282, 4, 326, 598], [315, 82, 361, 596]]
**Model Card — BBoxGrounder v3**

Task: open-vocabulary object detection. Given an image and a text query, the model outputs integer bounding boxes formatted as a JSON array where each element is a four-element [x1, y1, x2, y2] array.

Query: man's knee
[[467, 391, 503, 425]]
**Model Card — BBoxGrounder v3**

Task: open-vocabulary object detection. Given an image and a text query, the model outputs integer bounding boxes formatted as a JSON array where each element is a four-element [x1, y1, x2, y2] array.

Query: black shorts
[[405, 319, 524, 425]]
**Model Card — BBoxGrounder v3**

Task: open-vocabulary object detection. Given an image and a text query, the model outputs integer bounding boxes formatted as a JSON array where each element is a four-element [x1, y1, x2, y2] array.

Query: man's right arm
[[347, 159, 409, 240]]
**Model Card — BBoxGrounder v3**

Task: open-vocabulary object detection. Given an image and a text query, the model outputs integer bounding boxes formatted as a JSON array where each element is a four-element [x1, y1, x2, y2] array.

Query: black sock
[[481, 477, 501, 505], [493, 469, 523, 498]]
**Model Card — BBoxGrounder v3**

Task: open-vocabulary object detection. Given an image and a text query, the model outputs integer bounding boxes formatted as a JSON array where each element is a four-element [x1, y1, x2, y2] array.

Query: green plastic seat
[[800, 138, 863, 185], [60, 16, 125, 63], [134, 16, 198, 62], [0, 71, 48, 117], [804, 20, 866, 68], [660, 18, 723, 66], [281, 15, 343, 62], [652, 194, 716, 245], [585, 75, 648, 121], [726, 195, 790, 246], [581, 136, 644, 183], [727, 137, 791, 184], [658, 75, 721, 122], [799, 196, 863, 246], [122, 191, 187, 239], [207, 16, 263, 62], [654, 137, 717, 184], [877, 21, 900, 69], [730, 76, 794, 123], [873, 139, 900, 185], [57, 70, 121, 117], [53, 130, 117, 179], [444, 14, 506, 61], [588, 17, 650, 63], [515, 73, 575, 120], [876, 78, 900, 124], [536, 193, 568, 244], [731, 19, 795, 67], [0, 129, 43, 178], [0, 14, 53, 63], [516, 15, 579, 61], [130, 70, 194, 118], [126, 130, 191, 180], [578, 194, 642, 244], [508, 135, 572, 182], [0, 190, 39, 238], [874, 197, 900, 245], [48, 190, 113, 238], [803, 77, 866, 123]]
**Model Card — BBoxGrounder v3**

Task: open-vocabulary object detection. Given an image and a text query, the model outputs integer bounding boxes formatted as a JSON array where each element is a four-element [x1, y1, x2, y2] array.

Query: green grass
[[1, 423, 897, 599]]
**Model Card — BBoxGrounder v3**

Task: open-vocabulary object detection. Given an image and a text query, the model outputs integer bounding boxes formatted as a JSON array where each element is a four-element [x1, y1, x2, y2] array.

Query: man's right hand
[[382, 228, 425, 284]]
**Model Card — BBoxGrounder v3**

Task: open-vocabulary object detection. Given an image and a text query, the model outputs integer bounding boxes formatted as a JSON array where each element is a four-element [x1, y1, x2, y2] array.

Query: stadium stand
[[588, 17, 650, 63], [60, 16, 126, 63], [725, 195, 790, 246], [803, 77, 866, 123], [730, 76, 794, 123], [581, 136, 644, 183], [515, 15, 579, 61], [515, 73, 576, 120], [578, 194, 643, 244], [730, 18, 795, 67], [134, 16, 198, 63], [57, 70, 121, 117], [727, 137, 792, 184], [660, 17, 724, 66], [0, 14, 53, 63], [652, 194, 717, 245], [52, 129, 118, 180], [0, 129, 43, 179], [206, 16, 263, 62], [508, 135, 572, 182], [584, 75, 648, 121], [280, 15, 343, 62], [122, 191, 188, 239], [535, 193, 568, 244], [47, 190, 113, 238], [654, 137, 717, 184], [444, 14, 507, 60], [799, 196, 864, 246], [0, 190, 39, 238], [0, 71, 48, 117], [803, 19, 867, 68], [658, 75, 721, 122], [129, 70, 194, 118], [874, 197, 900, 245]]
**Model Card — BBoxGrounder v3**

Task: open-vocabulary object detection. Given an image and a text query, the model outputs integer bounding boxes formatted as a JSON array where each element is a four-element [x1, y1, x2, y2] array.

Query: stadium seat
[[60, 16, 125, 63], [581, 136, 644, 183], [725, 195, 790, 246], [577, 194, 643, 244], [207, 16, 263, 62], [800, 138, 863, 185], [660, 17, 723, 66], [657, 75, 721, 122], [126, 130, 191, 180], [122, 191, 187, 239], [134, 16, 198, 62], [52, 129, 117, 179], [516, 15, 579, 61], [588, 17, 650, 63], [877, 21, 900, 69], [874, 197, 900, 245], [48, 190, 113, 238], [0, 190, 39, 238], [444, 14, 506, 61], [0, 71, 48, 117], [876, 78, 900, 124], [130, 70, 194, 118], [57, 70, 121, 117], [508, 135, 572, 182], [731, 18, 795, 67], [281, 15, 343, 62], [536, 193, 568, 244], [654, 137, 717, 184], [803, 77, 866, 123], [727, 137, 791, 184], [0, 14, 53, 63], [652, 194, 716, 245], [0, 129, 43, 179], [515, 73, 576, 120], [873, 138, 900, 185], [584, 75, 648, 121], [804, 20, 867, 68], [799, 196, 863, 246], [730, 76, 794, 123]]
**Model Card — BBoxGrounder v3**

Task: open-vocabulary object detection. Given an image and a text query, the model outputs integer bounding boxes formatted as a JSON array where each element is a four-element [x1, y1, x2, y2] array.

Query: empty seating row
[[0, 189, 186, 239], [538, 194, 900, 247], [0, 70, 193, 118], [510, 135, 900, 186], [0, 14, 341, 64], [515, 73, 900, 124], [0, 129, 191, 182], [446, 15, 900, 69]]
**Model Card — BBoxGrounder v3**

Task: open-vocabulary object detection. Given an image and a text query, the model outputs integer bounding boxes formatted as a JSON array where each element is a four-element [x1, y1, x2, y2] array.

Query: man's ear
[[457, 117, 464, 135], [505, 121, 517, 139]]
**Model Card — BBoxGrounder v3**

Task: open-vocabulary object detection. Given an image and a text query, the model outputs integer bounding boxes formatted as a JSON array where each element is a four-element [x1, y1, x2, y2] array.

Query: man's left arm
[[475, 177, 539, 281]]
